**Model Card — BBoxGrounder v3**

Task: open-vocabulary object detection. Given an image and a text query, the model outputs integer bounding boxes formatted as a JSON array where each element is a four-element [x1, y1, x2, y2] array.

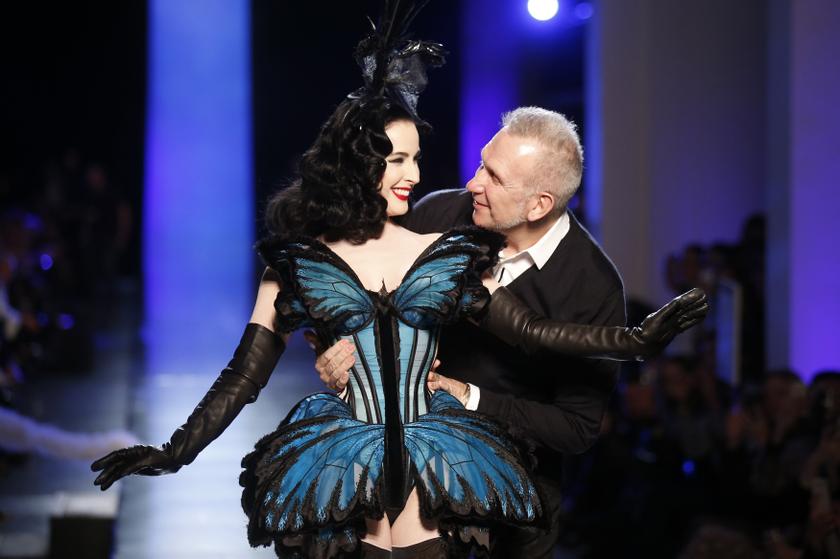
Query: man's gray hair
[[501, 107, 583, 212]]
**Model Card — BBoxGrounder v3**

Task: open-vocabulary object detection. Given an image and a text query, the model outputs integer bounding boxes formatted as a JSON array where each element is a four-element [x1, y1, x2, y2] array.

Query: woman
[[91, 10, 707, 559]]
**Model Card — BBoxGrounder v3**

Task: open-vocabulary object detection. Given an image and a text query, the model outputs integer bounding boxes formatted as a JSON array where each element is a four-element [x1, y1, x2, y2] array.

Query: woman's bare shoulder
[[405, 230, 444, 253]]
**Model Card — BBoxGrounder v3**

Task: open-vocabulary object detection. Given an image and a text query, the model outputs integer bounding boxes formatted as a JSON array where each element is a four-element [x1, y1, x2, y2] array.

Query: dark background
[[1, 1, 587, 246], [0, 3, 147, 209]]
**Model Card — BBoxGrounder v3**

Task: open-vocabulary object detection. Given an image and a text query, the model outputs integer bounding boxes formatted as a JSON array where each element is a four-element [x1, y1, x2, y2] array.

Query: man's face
[[466, 129, 541, 232]]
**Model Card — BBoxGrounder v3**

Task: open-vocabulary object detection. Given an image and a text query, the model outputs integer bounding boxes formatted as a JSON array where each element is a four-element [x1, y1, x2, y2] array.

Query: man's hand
[[427, 367, 470, 407], [306, 332, 355, 392]]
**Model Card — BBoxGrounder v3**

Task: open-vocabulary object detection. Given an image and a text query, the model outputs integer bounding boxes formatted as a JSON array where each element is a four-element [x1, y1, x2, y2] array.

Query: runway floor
[[0, 294, 323, 558]]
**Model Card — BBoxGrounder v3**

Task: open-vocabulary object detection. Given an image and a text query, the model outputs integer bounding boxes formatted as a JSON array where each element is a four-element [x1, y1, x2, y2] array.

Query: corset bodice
[[257, 227, 504, 419], [243, 227, 541, 553], [330, 312, 439, 425]]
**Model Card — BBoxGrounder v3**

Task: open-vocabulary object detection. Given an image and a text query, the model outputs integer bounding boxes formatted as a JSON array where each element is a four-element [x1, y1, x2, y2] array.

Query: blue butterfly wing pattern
[[392, 229, 505, 328], [244, 227, 533, 555], [392, 253, 471, 328], [404, 392, 541, 524], [257, 237, 375, 336], [242, 394, 385, 542], [293, 256, 376, 335]]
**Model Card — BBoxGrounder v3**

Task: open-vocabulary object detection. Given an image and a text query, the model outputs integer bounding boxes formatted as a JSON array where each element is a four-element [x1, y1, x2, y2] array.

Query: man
[[315, 106, 625, 557]]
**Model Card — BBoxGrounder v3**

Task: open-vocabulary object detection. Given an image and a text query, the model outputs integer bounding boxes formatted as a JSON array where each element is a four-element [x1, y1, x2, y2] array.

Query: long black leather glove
[[479, 287, 708, 361], [91, 323, 284, 490]]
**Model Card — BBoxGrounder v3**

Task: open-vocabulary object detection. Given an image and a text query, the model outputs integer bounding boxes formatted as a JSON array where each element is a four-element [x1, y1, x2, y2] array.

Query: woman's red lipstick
[[391, 187, 411, 201]]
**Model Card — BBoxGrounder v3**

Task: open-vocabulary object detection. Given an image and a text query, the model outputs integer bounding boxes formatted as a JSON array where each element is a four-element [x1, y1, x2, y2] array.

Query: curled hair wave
[[266, 97, 421, 244]]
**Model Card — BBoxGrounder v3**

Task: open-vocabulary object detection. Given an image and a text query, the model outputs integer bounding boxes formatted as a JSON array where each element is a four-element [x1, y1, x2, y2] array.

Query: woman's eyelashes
[[387, 153, 421, 165]]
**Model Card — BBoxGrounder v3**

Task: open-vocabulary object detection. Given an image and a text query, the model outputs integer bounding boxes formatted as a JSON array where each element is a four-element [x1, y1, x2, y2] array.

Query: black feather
[[352, 0, 445, 121]]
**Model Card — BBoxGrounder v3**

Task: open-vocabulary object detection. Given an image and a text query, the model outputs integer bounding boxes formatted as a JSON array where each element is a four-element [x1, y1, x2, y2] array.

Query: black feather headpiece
[[349, 0, 446, 122]]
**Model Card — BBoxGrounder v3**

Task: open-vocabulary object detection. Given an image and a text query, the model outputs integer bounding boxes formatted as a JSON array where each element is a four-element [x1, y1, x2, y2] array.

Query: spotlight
[[58, 313, 75, 330], [574, 2, 594, 20], [528, 0, 559, 21], [40, 253, 53, 271]]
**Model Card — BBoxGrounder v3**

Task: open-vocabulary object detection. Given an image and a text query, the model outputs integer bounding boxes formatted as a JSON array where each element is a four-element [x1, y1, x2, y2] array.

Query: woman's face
[[379, 119, 420, 217]]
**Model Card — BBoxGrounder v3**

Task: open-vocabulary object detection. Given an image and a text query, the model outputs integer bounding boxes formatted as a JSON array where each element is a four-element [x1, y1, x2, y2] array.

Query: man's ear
[[526, 192, 556, 222]]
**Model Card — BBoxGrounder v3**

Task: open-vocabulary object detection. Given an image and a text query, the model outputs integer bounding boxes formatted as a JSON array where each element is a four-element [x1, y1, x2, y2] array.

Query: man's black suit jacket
[[399, 188, 626, 480]]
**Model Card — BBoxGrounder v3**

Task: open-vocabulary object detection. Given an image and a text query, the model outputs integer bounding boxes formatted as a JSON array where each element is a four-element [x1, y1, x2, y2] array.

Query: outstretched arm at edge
[[92, 268, 287, 490], [478, 276, 708, 361]]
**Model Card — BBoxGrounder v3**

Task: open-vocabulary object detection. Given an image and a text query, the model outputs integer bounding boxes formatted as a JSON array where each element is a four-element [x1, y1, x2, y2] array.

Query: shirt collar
[[505, 211, 570, 270]]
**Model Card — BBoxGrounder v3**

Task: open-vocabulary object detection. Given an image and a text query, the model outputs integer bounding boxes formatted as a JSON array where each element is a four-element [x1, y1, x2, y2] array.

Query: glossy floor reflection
[[114, 332, 324, 558], [0, 300, 137, 558]]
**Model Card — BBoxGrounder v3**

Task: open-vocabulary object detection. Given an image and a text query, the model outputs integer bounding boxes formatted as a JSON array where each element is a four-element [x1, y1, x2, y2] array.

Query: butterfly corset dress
[[240, 227, 541, 557]]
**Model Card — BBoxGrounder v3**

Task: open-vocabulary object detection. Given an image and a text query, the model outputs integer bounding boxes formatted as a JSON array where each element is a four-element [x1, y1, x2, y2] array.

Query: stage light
[[574, 2, 594, 20], [145, 0, 253, 372], [528, 0, 559, 21], [39, 254, 53, 271], [57, 313, 75, 330]]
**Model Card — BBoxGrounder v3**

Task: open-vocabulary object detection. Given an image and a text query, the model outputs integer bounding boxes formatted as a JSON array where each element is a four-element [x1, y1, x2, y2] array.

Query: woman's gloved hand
[[479, 287, 708, 361], [92, 323, 285, 490], [91, 445, 177, 489]]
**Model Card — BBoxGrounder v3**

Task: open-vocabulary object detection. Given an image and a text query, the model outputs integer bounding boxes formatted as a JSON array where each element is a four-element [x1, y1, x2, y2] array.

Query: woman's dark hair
[[265, 96, 422, 244]]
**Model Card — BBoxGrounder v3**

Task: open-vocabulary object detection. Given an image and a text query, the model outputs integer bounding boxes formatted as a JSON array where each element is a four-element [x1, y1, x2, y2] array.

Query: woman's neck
[[378, 219, 402, 240], [326, 219, 403, 248]]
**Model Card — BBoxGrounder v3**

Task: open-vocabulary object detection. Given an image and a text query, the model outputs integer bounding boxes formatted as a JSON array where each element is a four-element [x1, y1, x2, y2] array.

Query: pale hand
[[427, 366, 470, 407], [306, 332, 354, 392]]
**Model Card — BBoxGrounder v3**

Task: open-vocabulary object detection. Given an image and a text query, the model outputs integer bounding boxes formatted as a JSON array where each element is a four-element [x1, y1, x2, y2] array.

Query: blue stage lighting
[[528, 0, 559, 21], [39, 254, 53, 271], [460, 0, 517, 184], [57, 313, 75, 330], [144, 0, 253, 373], [574, 2, 594, 20]]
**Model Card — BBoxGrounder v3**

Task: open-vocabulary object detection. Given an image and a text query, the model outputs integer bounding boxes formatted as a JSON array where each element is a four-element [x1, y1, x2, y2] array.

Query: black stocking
[[360, 541, 391, 558], [392, 538, 447, 559]]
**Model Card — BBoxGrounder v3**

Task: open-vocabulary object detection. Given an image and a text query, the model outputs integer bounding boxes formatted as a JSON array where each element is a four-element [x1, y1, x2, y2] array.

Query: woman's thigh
[[390, 488, 440, 547], [362, 516, 392, 550]]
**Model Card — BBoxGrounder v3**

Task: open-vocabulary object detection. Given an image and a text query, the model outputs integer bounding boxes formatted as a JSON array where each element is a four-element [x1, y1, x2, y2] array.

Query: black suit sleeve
[[476, 288, 626, 454], [398, 189, 473, 234]]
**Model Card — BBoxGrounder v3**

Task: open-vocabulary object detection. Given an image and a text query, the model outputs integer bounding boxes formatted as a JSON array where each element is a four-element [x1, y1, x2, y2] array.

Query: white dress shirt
[[464, 212, 571, 410]]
